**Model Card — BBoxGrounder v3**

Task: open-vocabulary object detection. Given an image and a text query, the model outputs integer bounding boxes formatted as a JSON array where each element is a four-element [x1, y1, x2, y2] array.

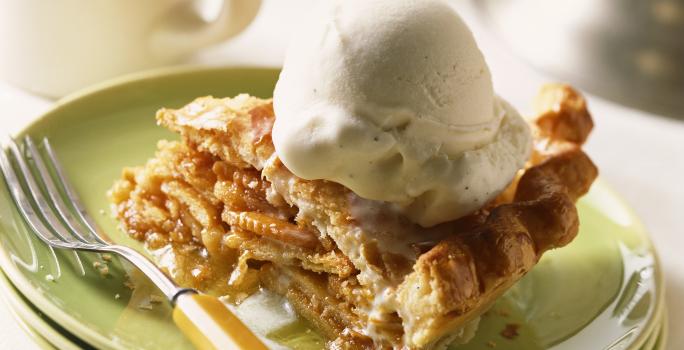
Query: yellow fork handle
[[172, 292, 269, 350]]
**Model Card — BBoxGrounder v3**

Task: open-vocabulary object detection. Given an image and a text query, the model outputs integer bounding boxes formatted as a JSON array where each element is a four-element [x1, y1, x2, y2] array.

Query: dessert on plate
[[108, 0, 598, 348]]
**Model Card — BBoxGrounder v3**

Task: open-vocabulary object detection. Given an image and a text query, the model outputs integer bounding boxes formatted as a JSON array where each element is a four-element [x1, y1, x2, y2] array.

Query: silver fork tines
[[41, 138, 110, 244], [0, 135, 188, 302]]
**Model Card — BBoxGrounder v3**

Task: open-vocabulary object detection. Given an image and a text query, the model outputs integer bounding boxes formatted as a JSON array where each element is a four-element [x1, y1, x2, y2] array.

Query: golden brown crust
[[109, 84, 598, 349], [394, 85, 598, 347], [534, 83, 594, 145], [156, 94, 276, 170], [397, 148, 597, 347]]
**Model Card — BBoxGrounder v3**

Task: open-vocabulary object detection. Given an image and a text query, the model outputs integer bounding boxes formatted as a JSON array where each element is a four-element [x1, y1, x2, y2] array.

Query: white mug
[[0, 0, 262, 97]]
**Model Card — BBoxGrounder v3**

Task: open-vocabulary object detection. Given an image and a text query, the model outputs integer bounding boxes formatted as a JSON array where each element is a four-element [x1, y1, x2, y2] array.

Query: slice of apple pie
[[108, 84, 597, 349]]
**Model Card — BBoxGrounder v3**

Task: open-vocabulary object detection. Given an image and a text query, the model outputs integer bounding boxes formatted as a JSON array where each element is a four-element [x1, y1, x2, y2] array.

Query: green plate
[[0, 261, 667, 350], [0, 269, 668, 350], [0, 271, 90, 350], [0, 67, 665, 350]]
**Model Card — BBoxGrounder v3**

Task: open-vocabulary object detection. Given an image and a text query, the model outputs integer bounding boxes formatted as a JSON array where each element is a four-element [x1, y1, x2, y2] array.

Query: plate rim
[[595, 181, 667, 350], [1, 65, 280, 350], [0, 65, 667, 350], [0, 271, 81, 350], [12, 64, 280, 139]]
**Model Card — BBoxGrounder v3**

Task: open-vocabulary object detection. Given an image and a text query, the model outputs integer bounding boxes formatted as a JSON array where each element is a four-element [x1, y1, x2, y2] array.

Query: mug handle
[[151, 0, 262, 58]]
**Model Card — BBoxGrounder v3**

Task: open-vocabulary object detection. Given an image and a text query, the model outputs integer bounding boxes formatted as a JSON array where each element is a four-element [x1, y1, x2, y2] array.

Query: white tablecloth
[[1, 1, 682, 349]]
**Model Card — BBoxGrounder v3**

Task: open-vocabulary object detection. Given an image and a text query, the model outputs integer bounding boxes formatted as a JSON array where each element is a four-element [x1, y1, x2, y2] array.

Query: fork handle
[[172, 292, 268, 350]]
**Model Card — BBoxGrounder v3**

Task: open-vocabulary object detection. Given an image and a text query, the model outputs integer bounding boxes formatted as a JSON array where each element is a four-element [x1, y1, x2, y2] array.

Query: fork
[[0, 135, 268, 350]]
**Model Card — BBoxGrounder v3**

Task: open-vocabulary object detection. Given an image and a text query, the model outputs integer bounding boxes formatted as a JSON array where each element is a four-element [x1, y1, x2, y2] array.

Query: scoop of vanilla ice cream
[[272, 0, 532, 227]]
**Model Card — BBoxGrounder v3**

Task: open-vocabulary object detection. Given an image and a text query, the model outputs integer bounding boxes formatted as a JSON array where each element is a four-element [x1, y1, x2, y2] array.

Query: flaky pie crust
[[109, 85, 597, 349]]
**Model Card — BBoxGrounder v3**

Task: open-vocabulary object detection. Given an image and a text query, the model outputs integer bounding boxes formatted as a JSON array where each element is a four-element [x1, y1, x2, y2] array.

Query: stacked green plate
[[0, 67, 668, 350]]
